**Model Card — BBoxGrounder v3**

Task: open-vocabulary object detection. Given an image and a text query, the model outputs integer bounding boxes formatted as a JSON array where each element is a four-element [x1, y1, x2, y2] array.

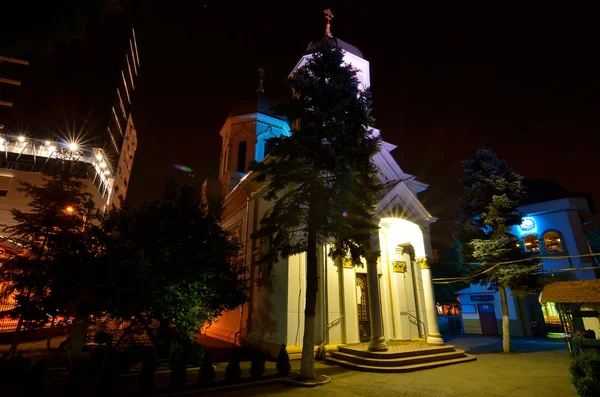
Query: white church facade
[[203, 30, 443, 356]]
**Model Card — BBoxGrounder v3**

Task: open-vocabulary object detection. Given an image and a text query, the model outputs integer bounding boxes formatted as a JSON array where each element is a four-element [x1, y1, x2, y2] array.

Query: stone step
[[337, 345, 456, 359], [330, 349, 467, 367], [325, 354, 477, 373]]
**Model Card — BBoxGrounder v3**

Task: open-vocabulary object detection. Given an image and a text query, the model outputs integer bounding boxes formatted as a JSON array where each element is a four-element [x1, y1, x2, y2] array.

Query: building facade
[[204, 31, 443, 355], [457, 196, 598, 337]]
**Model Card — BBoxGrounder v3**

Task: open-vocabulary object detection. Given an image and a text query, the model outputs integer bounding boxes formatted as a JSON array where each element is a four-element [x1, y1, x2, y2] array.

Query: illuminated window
[[511, 236, 521, 249], [543, 231, 564, 253], [523, 235, 539, 252], [541, 302, 562, 325]]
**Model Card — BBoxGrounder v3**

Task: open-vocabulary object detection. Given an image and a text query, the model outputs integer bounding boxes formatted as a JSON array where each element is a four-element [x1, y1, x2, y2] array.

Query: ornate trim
[[341, 258, 354, 268], [392, 261, 407, 273], [416, 257, 430, 270]]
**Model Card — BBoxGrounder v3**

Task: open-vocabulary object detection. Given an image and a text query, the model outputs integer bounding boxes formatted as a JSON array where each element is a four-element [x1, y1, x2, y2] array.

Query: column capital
[[416, 257, 430, 270], [365, 251, 381, 263]]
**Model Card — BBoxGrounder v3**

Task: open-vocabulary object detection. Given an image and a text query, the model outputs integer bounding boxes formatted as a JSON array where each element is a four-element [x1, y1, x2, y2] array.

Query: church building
[[203, 19, 443, 357]]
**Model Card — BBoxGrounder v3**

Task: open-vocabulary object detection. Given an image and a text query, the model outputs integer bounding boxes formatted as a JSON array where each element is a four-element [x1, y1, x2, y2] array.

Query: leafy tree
[[250, 40, 382, 379], [455, 148, 541, 352], [0, 169, 98, 356], [430, 243, 472, 304], [97, 178, 248, 344]]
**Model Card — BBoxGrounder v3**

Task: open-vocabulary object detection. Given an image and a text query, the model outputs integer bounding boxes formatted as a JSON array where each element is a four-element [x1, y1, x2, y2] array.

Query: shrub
[[197, 349, 216, 387], [225, 350, 241, 383], [138, 349, 157, 395], [67, 357, 86, 397], [250, 348, 266, 378], [276, 344, 291, 376], [170, 350, 188, 391], [570, 350, 600, 397], [21, 356, 45, 396]]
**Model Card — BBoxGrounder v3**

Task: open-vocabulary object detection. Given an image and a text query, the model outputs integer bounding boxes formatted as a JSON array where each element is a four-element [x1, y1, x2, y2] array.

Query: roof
[[306, 36, 363, 58], [228, 94, 280, 119], [540, 280, 600, 303]]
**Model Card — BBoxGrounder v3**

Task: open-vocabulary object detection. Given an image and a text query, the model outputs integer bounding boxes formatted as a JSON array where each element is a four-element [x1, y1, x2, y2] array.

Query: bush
[[197, 350, 216, 387], [225, 350, 241, 383], [66, 357, 86, 397], [138, 349, 156, 395], [276, 344, 291, 376], [21, 356, 45, 396], [250, 348, 266, 378], [170, 350, 188, 391], [570, 350, 600, 397]]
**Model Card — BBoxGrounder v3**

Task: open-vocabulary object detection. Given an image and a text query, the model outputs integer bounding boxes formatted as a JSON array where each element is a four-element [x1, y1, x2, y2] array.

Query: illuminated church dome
[[306, 35, 363, 58]]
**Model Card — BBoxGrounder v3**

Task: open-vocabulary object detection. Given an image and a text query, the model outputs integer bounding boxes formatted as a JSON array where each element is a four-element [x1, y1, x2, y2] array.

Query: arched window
[[543, 231, 564, 253], [511, 236, 521, 249], [523, 235, 540, 253], [237, 141, 247, 173]]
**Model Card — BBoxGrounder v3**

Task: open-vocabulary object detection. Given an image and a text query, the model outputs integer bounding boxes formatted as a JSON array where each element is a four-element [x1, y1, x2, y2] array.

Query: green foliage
[[455, 148, 541, 294], [276, 344, 291, 376], [430, 243, 471, 303], [96, 177, 248, 340], [0, 171, 100, 332], [250, 40, 382, 266], [570, 351, 600, 397], [197, 349, 216, 387], [250, 348, 266, 378], [225, 350, 242, 383]]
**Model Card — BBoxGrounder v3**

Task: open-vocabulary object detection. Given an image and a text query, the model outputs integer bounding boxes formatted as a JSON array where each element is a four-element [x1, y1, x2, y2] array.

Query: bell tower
[[218, 68, 290, 197]]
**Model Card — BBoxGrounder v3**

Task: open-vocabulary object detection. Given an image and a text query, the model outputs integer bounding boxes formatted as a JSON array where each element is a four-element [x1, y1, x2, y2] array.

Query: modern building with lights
[[203, 24, 446, 357], [457, 183, 599, 338], [0, 29, 140, 219]]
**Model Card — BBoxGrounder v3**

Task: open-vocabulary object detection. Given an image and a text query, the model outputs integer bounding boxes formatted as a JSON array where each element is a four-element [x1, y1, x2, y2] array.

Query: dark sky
[[3, 3, 600, 251]]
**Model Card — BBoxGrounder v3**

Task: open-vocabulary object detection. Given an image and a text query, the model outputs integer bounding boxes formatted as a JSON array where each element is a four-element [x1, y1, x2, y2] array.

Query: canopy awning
[[540, 279, 600, 303]]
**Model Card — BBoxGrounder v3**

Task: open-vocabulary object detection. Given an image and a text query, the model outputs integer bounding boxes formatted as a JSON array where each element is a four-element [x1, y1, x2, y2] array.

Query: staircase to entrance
[[326, 340, 476, 373]]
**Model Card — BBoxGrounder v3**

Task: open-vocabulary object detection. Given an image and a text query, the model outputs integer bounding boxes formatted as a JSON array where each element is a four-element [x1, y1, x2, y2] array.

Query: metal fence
[[0, 300, 18, 332]]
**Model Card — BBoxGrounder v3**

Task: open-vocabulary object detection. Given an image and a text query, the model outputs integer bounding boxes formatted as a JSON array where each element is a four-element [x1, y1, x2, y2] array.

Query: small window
[[0, 189, 7, 197], [237, 141, 247, 173], [511, 236, 521, 249], [544, 231, 564, 253], [523, 235, 540, 252]]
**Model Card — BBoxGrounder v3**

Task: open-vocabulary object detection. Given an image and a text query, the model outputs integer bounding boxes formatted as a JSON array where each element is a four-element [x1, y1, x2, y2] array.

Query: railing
[[405, 312, 426, 338], [326, 314, 344, 331], [0, 300, 18, 332]]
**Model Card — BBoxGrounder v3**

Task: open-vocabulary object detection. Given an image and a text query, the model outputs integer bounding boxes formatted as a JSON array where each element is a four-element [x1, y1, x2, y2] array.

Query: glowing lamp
[[519, 217, 535, 232], [44, 140, 51, 146], [95, 153, 103, 161], [100, 161, 107, 169], [68, 142, 78, 151], [65, 206, 74, 214], [47, 145, 56, 152], [104, 170, 111, 176], [17, 136, 25, 143]]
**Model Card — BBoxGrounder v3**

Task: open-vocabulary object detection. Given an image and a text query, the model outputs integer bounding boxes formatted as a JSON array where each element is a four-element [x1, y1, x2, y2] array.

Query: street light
[[65, 206, 74, 214], [68, 142, 78, 151]]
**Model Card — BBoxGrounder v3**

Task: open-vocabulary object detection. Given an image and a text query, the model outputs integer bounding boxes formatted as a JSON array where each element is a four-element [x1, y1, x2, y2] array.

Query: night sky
[[3, 3, 600, 251]]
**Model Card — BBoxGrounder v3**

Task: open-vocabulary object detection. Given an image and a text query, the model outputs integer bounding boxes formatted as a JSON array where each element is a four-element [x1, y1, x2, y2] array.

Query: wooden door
[[478, 304, 498, 335], [356, 274, 371, 342]]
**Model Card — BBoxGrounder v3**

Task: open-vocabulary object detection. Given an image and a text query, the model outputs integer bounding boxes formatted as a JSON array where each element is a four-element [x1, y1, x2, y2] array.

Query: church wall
[[287, 253, 306, 347]]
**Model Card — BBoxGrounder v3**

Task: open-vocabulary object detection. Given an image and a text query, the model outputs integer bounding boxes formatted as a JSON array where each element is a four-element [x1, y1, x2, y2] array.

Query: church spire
[[257, 67, 265, 94], [324, 8, 334, 37]]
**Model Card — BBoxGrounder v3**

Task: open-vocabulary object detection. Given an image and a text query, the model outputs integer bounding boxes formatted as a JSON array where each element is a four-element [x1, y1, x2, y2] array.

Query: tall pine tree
[[455, 148, 540, 352], [0, 170, 97, 356], [250, 41, 382, 379]]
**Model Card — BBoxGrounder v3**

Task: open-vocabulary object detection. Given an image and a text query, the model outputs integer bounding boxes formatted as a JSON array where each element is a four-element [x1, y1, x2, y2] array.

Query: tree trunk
[[499, 286, 511, 353], [7, 315, 24, 357], [299, 215, 318, 380]]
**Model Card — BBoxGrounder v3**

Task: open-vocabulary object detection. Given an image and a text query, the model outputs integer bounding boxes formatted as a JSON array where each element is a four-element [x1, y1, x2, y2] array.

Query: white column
[[419, 227, 444, 345], [367, 233, 387, 351]]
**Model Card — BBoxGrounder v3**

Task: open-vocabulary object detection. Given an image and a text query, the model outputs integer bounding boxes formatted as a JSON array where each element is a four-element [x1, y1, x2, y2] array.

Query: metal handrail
[[406, 312, 426, 338], [326, 314, 344, 330]]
